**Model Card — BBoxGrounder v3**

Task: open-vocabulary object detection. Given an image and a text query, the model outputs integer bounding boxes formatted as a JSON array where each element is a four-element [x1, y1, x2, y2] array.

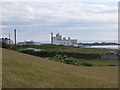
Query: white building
[[51, 33, 77, 46], [0, 38, 13, 44], [18, 40, 34, 45], [18, 40, 41, 45]]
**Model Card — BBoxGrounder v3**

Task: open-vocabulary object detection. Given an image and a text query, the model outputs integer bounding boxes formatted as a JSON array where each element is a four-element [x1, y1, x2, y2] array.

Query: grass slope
[[2, 48, 118, 88]]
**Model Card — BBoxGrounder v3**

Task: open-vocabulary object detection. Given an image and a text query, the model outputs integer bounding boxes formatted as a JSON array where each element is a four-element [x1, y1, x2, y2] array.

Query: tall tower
[[9, 33, 10, 45], [51, 33, 53, 44], [14, 29, 17, 46]]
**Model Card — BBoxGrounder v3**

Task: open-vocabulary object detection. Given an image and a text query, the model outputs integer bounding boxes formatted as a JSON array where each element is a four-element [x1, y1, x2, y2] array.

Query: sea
[[88, 45, 119, 50], [34, 40, 119, 50]]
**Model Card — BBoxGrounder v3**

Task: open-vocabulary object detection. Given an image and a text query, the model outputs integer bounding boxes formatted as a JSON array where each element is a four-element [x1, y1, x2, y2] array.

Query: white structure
[[18, 40, 41, 45], [51, 33, 77, 46], [0, 38, 13, 44]]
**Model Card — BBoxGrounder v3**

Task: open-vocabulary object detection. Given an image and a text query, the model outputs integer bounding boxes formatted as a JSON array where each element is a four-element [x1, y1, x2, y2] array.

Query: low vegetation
[[15, 44, 117, 54], [20, 50, 100, 59], [2, 43, 118, 66], [2, 48, 118, 88], [20, 50, 118, 66], [2, 44, 119, 66]]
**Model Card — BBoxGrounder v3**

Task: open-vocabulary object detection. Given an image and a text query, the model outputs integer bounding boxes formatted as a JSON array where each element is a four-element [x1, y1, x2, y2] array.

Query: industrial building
[[51, 33, 77, 46], [0, 38, 13, 44]]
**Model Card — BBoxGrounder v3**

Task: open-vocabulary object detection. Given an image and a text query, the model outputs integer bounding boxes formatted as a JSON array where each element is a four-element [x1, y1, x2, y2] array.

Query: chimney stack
[[14, 29, 16, 46], [68, 37, 70, 40], [51, 33, 53, 44], [9, 33, 10, 45]]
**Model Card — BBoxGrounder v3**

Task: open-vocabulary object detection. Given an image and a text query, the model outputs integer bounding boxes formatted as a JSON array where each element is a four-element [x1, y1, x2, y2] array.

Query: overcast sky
[[1, 0, 118, 43]]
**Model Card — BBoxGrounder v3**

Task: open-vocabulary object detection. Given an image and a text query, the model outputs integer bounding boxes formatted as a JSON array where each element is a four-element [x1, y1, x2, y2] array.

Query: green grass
[[75, 59, 118, 66], [19, 46, 118, 66], [2, 48, 118, 88], [15, 45, 117, 54], [49, 57, 118, 66]]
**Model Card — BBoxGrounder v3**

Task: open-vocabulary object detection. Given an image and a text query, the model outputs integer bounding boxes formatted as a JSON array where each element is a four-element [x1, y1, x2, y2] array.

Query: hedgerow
[[20, 50, 100, 60]]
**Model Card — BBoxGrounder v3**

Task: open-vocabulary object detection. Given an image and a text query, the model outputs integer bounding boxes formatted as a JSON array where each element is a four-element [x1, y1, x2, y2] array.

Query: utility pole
[[14, 29, 16, 46], [9, 33, 10, 45]]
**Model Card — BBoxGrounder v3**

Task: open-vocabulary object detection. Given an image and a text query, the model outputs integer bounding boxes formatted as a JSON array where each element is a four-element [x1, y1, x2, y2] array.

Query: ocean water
[[89, 45, 119, 49]]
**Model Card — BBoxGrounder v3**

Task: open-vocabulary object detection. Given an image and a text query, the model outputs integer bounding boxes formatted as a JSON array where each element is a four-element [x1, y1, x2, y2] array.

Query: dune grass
[[2, 48, 118, 88]]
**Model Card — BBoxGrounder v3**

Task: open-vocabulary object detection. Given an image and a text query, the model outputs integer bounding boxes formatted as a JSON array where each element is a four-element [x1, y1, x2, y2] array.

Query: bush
[[20, 50, 96, 66], [57, 52, 100, 60], [80, 62, 93, 66], [20, 50, 100, 60], [107, 64, 117, 66], [20, 50, 35, 55], [53, 54, 78, 65], [2, 42, 11, 49]]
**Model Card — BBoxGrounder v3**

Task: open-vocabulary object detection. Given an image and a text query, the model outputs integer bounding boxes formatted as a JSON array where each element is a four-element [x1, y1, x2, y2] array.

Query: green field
[[2, 48, 118, 88], [66, 59, 118, 66], [15, 44, 117, 54], [17, 45, 118, 66]]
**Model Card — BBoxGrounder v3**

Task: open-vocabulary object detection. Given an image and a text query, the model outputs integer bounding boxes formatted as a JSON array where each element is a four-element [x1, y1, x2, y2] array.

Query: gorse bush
[[2, 42, 17, 50], [53, 54, 78, 65], [58, 52, 100, 60], [2, 42, 15, 49], [20, 50, 98, 66], [80, 62, 93, 66], [54, 54, 63, 60], [2, 42, 11, 49], [20, 50, 100, 60]]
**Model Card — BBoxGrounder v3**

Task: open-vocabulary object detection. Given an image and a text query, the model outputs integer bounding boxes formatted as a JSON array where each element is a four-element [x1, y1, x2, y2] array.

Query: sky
[[1, 0, 119, 43]]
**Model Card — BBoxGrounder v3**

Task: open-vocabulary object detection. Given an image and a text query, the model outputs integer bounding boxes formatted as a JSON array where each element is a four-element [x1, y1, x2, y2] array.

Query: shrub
[[80, 62, 93, 66], [2, 42, 11, 49], [54, 54, 63, 60], [20, 50, 35, 55], [53, 54, 78, 65], [20, 50, 100, 60], [107, 64, 117, 66]]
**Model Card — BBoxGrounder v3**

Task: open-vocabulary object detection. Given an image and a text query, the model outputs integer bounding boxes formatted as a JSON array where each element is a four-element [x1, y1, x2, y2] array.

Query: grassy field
[[73, 59, 118, 66], [15, 45, 117, 54], [17, 45, 118, 66], [2, 48, 118, 88]]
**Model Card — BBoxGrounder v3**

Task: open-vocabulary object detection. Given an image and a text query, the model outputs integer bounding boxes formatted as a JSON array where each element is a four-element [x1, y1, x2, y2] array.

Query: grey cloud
[[1, 2, 118, 42]]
